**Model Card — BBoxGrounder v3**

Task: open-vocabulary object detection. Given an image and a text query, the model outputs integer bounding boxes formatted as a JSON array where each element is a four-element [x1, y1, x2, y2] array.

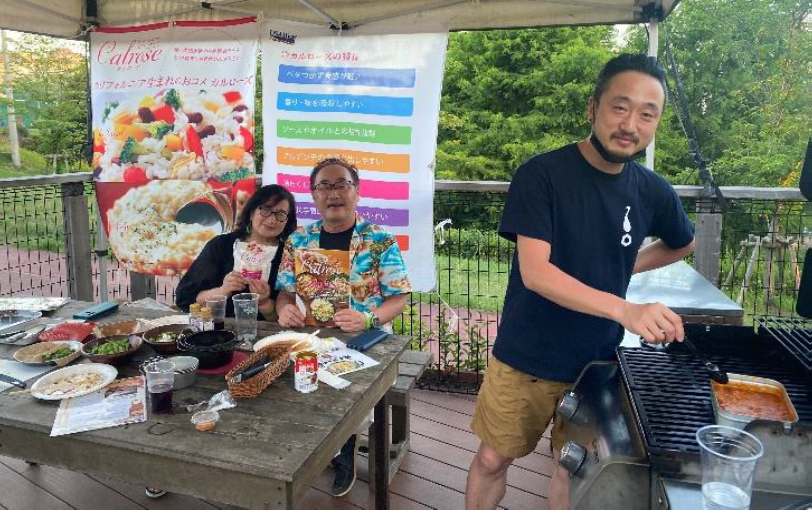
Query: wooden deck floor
[[0, 389, 552, 510]]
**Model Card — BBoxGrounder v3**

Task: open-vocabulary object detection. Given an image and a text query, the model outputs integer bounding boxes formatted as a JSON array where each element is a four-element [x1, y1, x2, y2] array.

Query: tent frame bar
[[353, 0, 643, 28]]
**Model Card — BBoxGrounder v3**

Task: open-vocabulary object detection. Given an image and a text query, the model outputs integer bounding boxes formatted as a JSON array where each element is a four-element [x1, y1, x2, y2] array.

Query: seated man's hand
[[277, 303, 305, 328], [221, 272, 248, 295], [333, 308, 366, 333], [618, 301, 684, 344], [247, 279, 271, 303]]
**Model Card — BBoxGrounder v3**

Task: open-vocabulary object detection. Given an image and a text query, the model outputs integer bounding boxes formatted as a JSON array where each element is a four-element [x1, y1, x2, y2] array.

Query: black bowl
[[178, 330, 239, 369]]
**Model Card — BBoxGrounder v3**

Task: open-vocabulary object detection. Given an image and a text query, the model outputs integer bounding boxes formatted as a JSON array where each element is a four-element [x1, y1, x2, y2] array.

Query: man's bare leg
[[548, 449, 570, 510], [465, 443, 514, 510]]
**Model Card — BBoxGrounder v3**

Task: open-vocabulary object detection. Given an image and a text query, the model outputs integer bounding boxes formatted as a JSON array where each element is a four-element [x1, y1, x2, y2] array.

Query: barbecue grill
[[557, 322, 812, 510]]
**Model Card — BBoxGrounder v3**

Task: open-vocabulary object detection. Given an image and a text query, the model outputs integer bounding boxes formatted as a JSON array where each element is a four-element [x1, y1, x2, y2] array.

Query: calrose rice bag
[[233, 241, 278, 280]]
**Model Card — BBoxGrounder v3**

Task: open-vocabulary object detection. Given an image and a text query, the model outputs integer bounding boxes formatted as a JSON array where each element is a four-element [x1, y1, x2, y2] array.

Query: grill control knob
[[556, 390, 580, 422], [559, 441, 586, 475]]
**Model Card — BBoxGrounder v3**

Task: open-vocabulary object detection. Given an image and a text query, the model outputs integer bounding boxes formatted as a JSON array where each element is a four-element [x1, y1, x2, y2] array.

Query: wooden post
[[694, 197, 723, 286], [130, 273, 156, 301], [372, 394, 391, 510], [61, 182, 93, 301]]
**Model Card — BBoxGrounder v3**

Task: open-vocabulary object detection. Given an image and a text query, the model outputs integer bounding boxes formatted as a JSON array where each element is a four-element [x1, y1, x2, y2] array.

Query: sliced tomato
[[152, 104, 175, 124], [240, 126, 254, 152], [223, 91, 242, 103], [186, 125, 203, 158], [123, 166, 148, 182]]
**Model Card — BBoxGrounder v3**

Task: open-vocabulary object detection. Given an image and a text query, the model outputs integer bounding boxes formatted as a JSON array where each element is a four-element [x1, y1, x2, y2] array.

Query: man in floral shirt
[[275, 157, 411, 496]]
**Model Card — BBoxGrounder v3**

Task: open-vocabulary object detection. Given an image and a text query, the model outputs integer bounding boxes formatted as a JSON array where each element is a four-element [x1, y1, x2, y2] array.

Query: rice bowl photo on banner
[[90, 17, 260, 276]]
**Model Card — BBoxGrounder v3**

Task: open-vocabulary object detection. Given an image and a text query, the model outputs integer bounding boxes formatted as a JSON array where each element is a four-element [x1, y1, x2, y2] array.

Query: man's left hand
[[333, 308, 366, 333]]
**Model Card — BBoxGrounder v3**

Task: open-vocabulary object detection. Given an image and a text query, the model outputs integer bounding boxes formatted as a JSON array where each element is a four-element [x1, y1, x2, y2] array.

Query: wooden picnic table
[[0, 301, 409, 509]]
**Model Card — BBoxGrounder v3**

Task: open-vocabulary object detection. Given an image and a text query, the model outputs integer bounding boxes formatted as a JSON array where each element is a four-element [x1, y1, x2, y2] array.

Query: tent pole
[[646, 18, 658, 171]]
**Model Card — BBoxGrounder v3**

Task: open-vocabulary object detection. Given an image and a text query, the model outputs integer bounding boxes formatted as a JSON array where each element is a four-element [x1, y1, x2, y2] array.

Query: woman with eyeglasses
[[176, 184, 297, 319]]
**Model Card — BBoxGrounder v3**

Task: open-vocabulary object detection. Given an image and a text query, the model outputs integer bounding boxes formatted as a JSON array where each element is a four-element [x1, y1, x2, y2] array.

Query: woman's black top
[[175, 232, 283, 318]]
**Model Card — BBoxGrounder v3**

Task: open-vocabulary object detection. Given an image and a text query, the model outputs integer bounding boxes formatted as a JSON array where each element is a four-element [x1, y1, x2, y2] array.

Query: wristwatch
[[364, 311, 381, 330]]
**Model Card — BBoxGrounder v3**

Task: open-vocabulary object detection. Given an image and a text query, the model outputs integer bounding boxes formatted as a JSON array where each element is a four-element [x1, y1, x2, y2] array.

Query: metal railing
[[1, 173, 809, 393]]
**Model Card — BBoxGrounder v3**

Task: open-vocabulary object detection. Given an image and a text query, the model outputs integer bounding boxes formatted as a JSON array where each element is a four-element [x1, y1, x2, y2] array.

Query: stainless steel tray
[[0, 310, 43, 333], [711, 373, 799, 429]]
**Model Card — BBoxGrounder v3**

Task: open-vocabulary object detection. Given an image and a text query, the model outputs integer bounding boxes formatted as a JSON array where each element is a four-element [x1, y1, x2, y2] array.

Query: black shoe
[[331, 434, 357, 497]]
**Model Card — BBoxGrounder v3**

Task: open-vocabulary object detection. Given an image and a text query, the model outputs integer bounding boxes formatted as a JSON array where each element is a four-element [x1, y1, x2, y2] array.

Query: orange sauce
[[714, 381, 794, 421]]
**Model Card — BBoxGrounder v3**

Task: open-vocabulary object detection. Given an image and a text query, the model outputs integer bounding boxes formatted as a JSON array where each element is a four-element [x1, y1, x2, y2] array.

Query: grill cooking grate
[[618, 344, 812, 457], [756, 317, 812, 370]]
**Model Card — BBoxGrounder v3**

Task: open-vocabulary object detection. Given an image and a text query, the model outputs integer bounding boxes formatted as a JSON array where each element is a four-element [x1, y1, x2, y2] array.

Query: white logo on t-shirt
[[621, 206, 632, 247]]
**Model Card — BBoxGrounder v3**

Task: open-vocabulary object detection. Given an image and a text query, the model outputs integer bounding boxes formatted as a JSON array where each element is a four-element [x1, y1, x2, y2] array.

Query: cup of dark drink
[[144, 360, 175, 414], [205, 295, 227, 331]]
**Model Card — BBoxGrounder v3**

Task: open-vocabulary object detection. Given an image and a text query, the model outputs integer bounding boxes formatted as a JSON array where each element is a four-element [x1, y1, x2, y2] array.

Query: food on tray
[[41, 372, 105, 396], [94, 88, 254, 182], [153, 332, 181, 343], [42, 347, 75, 362], [107, 180, 219, 274], [714, 380, 795, 421], [15, 343, 74, 363], [90, 338, 131, 355], [310, 298, 335, 323]]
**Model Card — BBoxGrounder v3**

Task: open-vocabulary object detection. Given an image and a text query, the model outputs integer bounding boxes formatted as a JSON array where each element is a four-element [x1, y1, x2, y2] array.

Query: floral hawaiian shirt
[[275, 214, 411, 324]]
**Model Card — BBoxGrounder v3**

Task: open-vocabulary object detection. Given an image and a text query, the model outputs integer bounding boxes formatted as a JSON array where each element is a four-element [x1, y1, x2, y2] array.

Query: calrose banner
[[261, 21, 448, 292], [90, 18, 259, 275]]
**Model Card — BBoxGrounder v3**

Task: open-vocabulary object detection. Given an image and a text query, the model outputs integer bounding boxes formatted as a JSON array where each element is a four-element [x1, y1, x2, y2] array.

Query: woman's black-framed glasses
[[312, 179, 356, 194], [257, 207, 289, 222]]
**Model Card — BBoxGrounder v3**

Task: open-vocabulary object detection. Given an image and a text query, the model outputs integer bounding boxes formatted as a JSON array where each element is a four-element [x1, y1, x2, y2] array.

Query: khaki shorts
[[471, 357, 571, 458]]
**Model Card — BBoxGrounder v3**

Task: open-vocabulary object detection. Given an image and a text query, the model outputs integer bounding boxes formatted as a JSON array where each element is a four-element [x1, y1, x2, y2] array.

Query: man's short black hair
[[593, 53, 667, 109], [310, 157, 360, 189]]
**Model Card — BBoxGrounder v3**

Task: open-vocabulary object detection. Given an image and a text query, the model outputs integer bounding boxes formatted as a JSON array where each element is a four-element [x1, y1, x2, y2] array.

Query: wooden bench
[[362, 349, 433, 483]]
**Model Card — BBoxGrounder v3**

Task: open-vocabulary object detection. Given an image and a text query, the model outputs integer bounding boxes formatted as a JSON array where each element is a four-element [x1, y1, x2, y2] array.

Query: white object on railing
[[435, 219, 452, 246]]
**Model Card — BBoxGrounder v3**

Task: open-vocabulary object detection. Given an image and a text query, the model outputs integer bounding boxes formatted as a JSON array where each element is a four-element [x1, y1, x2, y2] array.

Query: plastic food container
[[711, 373, 799, 430], [191, 410, 220, 432]]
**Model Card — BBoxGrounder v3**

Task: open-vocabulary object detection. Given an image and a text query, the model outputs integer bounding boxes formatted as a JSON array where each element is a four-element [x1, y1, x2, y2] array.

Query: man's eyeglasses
[[312, 180, 356, 194], [257, 207, 289, 222]]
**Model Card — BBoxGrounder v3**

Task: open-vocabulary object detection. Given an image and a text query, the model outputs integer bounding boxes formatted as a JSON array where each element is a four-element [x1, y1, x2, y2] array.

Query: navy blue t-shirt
[[493, 143, 695, 383]]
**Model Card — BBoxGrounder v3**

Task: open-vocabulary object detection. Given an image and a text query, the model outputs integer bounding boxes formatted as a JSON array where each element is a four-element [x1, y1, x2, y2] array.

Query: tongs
[[0, 324, 46, 344], [682, 335, 729, 384]]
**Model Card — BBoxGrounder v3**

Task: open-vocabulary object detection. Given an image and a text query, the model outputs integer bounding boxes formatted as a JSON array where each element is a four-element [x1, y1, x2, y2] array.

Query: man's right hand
[[277, 303, 305, 328], [617, 301, 684, 344]]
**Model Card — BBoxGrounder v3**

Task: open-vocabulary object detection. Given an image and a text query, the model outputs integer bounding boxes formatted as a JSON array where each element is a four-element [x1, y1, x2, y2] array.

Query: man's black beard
[[589, 132, 647, 164]]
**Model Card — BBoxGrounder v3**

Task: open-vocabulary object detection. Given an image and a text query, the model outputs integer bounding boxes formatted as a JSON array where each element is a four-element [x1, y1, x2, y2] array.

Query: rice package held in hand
[[233, 241, 278, 280]]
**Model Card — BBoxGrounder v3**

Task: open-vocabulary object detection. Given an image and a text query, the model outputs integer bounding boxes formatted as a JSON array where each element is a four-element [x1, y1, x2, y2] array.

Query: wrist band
[[364, 312, 373, 330]]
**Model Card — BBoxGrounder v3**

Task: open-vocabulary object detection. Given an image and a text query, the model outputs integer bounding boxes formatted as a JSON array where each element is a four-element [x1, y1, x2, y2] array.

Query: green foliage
[[9, 34, 89, 168], [624, 0, 810, 187], [437, 27, 614, 181]]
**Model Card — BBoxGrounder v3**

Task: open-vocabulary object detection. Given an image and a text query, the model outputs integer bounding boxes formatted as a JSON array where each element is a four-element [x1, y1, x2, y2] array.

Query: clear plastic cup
[[696, 425, 764, 510], [232, 293, 259, 345], [144, 360, 175, 415], [205, 295, 227, 330]]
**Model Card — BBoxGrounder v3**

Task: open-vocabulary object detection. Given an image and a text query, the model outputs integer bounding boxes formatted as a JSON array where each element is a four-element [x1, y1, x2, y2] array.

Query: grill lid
[[757, 317, 812, 371]]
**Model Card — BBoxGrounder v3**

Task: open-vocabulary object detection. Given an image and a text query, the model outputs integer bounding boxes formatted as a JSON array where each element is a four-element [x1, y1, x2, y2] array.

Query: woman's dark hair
[[309, 157, 360, 189], [234, 184, 297, 242], [593, 53, 667, 111]]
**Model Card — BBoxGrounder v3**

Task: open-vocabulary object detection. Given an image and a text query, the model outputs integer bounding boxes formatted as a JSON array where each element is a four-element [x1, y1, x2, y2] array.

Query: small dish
[[30, 363, 118, 400], [165, 355, 199, 390], [93, 319, 145, 338], [14, 341, 83, 366], [82, 335, 143, 366], [191, 410, 220, 431], [142, 324, 192, 354]]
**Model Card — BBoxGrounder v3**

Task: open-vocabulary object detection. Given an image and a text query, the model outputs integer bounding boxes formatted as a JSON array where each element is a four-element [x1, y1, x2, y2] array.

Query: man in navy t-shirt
[[465, 54, 696, 510]]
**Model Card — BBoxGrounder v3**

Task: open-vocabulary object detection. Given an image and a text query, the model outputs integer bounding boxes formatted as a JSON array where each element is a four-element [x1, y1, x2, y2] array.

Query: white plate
[[14, 341, 83, 366], [141, 315, 190, 329], [253, 331, 316, 352], [30, 364, 118, 400]]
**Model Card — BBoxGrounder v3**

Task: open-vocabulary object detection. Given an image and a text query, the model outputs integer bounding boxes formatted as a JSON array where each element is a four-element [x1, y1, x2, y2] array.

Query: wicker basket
[[225, 343, 294, 399]]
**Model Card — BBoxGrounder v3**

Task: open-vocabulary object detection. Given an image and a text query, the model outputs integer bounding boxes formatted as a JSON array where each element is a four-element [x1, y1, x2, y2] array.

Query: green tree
[[625, 0, 811, 187], [10, 34, 89, 171], [437, 27, 614, 181]]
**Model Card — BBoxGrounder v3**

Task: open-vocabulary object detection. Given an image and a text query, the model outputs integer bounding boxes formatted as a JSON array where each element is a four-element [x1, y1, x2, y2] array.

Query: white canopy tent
[[2, 0, 679, 167], [3, 0, 679, 38]]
